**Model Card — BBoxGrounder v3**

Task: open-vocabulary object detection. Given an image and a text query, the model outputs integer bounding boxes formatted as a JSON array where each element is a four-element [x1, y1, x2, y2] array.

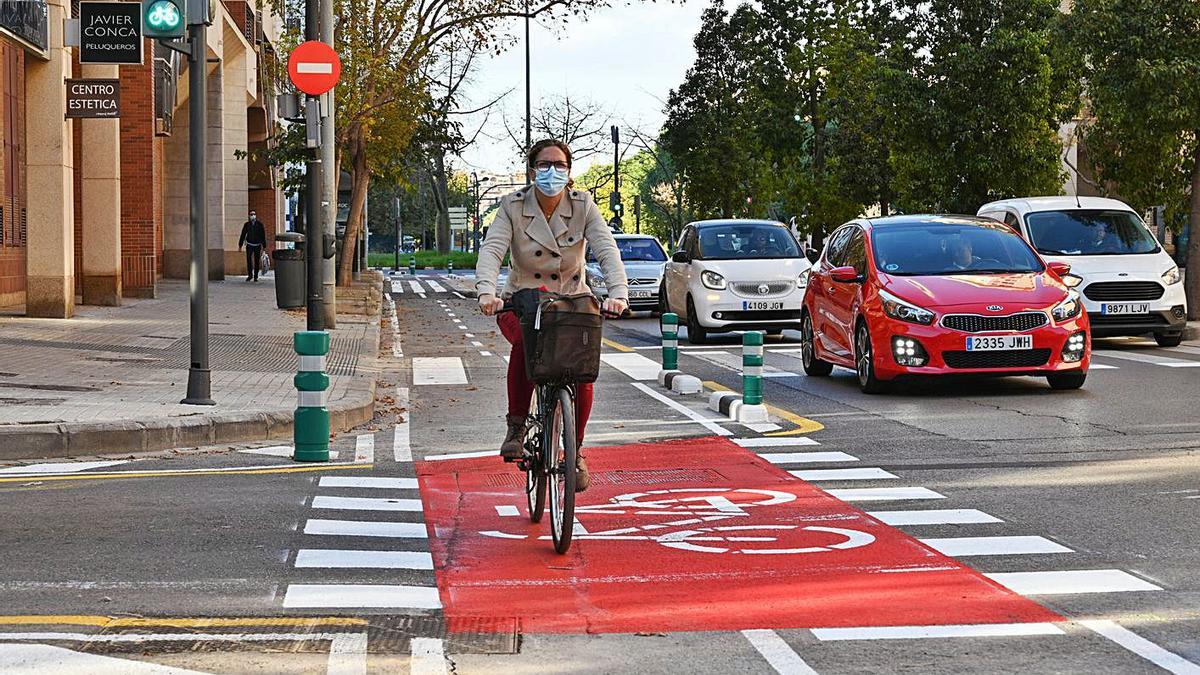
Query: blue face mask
[[534, 166, 570, 197]]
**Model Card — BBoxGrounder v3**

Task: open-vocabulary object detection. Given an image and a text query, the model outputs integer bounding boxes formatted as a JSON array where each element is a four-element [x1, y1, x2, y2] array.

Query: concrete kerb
[[0, 277, 387, 462]]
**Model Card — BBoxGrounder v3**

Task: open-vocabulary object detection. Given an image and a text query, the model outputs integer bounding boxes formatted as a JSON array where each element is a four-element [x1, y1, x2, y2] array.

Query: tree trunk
[[432, 154, 451, 255], [1186, 139, 1200, 321], [338, 128, 370, 287]]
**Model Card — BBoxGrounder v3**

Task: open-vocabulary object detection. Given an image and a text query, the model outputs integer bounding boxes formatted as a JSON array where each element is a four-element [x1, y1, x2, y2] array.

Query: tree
[[1071, 0, 1200, 318], [662, 2, 766, 219], [331, 0, 618, 285], [888, 0, 1079, 213], [505, 95, 613, 164]]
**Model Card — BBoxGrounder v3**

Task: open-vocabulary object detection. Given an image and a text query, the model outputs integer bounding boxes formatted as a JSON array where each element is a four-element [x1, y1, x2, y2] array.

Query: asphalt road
[[1, 274, 1197, 674]]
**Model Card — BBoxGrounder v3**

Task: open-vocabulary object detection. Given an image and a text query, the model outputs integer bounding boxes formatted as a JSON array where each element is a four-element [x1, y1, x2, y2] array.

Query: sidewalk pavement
[[0, 272, 384, 460]]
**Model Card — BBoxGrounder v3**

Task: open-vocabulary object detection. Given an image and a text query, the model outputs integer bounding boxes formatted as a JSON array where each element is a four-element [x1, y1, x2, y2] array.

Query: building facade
[[0, 0, 283, 317]]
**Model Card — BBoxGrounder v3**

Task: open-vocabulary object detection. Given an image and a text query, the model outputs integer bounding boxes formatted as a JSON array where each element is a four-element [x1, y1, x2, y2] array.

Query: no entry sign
[[418, 436, 1060, 634], [287, 41, 341, 96]]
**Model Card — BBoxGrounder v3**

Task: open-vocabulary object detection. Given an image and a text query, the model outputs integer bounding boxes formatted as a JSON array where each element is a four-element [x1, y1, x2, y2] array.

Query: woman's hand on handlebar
[[602, 298, 630, 318], [479, 294, 505, 316]]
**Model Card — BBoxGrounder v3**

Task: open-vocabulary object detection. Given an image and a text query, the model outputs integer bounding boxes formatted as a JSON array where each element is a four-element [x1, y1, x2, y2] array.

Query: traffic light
[[612, 202, 624, 218], [143, 0, 185, 38]]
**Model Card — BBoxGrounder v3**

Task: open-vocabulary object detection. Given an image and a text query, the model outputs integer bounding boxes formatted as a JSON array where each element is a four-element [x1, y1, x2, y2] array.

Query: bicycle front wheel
[[546, 386, 577, 554], [525, 388, 546, 523]]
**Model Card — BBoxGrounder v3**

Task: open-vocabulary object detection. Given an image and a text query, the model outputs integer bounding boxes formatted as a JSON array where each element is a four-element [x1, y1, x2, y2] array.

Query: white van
[[978, 196, 1186, 346]]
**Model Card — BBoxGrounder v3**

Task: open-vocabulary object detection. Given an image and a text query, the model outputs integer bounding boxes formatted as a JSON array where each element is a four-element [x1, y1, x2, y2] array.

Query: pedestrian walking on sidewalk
[[239, 210, 267, 281], [475, 138, 629, 492]]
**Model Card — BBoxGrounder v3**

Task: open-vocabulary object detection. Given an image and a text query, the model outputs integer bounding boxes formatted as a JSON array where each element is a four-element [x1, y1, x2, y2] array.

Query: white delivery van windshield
[[1025, 209, 1159, 256]]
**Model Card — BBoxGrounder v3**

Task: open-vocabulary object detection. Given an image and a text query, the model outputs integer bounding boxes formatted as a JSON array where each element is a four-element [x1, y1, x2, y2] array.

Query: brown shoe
[[500, 415, 526, 460], [575, 453, 591, 492]]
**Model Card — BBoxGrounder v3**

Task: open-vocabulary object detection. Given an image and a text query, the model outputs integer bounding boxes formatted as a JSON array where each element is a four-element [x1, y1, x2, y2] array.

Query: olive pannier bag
[[519, 291, 603, 384]]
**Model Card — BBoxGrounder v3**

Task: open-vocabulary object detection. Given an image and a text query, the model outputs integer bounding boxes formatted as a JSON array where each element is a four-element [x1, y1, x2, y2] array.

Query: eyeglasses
[[533, 161, 570, 171]]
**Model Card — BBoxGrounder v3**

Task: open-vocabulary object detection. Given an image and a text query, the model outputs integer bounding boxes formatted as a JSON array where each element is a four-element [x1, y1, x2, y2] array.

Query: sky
[[456, 1, 709, 176]]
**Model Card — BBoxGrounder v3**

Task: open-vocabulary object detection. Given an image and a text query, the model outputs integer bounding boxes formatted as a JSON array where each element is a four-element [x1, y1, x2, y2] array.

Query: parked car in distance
[[586, 234, 668, 313], [801, 215, 1090, 394], [661, 220, 813, 343], [978, 196, 1186, 346]]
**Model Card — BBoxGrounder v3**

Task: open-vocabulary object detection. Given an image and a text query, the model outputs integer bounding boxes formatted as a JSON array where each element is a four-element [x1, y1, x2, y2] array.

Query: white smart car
[[661, 219, 813, 343], [978, 196, 1187, 346]]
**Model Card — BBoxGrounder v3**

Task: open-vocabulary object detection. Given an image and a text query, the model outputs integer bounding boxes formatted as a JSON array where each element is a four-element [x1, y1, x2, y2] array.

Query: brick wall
[[118, 41, 160, 298]]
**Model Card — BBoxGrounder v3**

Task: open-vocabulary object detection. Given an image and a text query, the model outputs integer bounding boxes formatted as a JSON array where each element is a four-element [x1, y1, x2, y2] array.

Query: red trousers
[[498, 310, 593, 445]]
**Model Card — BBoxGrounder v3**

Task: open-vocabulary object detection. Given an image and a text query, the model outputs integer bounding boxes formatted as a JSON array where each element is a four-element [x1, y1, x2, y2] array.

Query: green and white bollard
[[742, 331, 764, 405], [447, 260, 454, 275], [408, 257, 417, 276], [656, 312, 700, 394], [661, 312, 679, 371], [293, 330, 331, 462]]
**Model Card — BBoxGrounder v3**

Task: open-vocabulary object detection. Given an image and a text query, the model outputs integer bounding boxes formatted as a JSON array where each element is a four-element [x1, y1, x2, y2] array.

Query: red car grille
[[941, 312, 1048, 333], [943, 349, 1052, 369]]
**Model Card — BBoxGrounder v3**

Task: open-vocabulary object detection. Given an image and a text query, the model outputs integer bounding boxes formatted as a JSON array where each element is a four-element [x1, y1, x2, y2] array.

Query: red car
[[800, 215, 1090, 393]]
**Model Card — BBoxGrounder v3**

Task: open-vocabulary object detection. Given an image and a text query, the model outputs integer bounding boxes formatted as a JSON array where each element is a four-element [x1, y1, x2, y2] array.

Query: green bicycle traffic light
[[143, 0, 185, 38]]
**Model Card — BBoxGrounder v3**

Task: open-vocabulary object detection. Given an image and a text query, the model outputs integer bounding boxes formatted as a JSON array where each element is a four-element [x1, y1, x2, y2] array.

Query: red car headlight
[[879, 289, 935, 325]]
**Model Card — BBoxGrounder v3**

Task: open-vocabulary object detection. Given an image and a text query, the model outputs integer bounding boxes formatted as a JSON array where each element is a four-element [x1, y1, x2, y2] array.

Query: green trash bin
[[273, 248, 306, 309]]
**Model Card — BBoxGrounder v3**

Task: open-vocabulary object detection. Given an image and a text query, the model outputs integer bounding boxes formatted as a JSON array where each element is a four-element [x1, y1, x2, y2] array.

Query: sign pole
[[181, 8, 213, 405]]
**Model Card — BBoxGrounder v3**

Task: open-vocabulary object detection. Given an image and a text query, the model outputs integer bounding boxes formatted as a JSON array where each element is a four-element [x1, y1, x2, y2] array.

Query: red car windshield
[[871, 222, 1043, 276]]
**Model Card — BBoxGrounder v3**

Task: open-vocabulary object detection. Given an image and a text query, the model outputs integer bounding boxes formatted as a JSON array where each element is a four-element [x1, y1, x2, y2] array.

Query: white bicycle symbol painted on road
[[482, 487, 876, 554]]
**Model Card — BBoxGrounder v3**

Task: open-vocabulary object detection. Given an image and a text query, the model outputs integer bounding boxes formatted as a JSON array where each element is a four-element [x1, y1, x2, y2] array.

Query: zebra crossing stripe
[[304, 519, 428, 538], [311, 495, 423, 512], [281, 584, 442, 609], [318, 476, 417, 489], [294, 549, 433, 570]]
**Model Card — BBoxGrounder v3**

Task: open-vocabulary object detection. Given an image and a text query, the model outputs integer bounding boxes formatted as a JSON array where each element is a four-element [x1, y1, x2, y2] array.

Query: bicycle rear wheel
[[546, 386, 577, 554], [525, 389, 546, 523]]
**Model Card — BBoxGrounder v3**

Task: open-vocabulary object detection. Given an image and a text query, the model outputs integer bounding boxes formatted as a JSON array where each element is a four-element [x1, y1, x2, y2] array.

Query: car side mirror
[[805, 249, 820, 264], [830, 266, 863, 283], [671, 251, 690, 264], [1047, 261, 1071, 277]]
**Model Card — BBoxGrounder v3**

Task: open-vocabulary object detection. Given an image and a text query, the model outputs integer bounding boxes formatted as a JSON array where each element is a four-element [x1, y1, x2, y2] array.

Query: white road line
[[394, 387, 412, 462], [1080, 620, 1200, 674], [410, 637, 449, 675], [1165, 344, 1200, 357], [457, 325, 468, 330], [759, 452, 858, 464], [1094, 351, 1200, 368], [868, 509, 1003, 526], [630, 382, 732, 436], [327, 633, 368, 675], [0, 644, 211, 673], [304, 519, 427, 539], [791, 467, 898, 481], [311, 496, 422, 512], [412, 357, 468, 385], [471, 341, 483, 347], [825, 487, 946, 501], [295, 549, 433, 570], [495, 505, 520, 516], [391, 281, 404, 294], [600, 352, 663, 380], [811, 623, 1064, 641], [408, 280, 423, 293], [452, 319, 462, 324], [426, 281, 447, 293], [986, 569, 1162, 595], [919, 535, 1073, 557], [423, 450, 496, 461], [453, 291, 466, 299], [318, 476, 418, 490], [353, 435, 374, 464], [743, 422, 783, 432], [741, 629, 819, 675], [480, 351, 492, 357], [734, 437, 820, 448], [1089, 363, 1118, 370], [0, 460, 129, 475], [465, 333, 475, 338], [282, 584, 442, 609]]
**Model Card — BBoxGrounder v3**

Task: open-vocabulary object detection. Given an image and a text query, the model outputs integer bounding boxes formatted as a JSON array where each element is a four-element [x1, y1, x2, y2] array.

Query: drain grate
[[482, 472, 525, 487], [594, 468, 726, 485], [153, 334, 361, 375]]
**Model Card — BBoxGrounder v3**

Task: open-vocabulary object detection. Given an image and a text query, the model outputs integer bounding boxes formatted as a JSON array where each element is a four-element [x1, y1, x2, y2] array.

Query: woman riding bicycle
[[476, 139, 630, 492]]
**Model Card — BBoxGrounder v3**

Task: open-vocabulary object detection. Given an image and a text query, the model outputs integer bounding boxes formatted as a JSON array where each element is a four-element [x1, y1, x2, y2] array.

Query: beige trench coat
[[475, 188, 629, 301]]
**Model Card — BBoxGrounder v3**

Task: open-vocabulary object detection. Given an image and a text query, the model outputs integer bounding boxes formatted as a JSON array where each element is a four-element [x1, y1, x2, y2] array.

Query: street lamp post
[[181, 0, 213, 406], [524, 0, 531, 182], [393, 193, 401, 270], [472, 173, 489, 253]]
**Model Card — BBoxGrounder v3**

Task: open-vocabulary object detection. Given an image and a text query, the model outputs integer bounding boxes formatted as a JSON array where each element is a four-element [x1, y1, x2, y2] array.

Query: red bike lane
[[416, 436, 1060, 634]]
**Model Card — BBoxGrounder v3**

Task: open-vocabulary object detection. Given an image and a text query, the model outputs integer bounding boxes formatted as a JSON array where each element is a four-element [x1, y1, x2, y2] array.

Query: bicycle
[[498, 298, 626, 554]]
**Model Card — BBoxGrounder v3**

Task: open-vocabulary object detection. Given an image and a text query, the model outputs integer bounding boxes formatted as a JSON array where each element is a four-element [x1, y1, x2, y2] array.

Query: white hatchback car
[[661, 219, 813, 343], [978, 196, 1187, 346]]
